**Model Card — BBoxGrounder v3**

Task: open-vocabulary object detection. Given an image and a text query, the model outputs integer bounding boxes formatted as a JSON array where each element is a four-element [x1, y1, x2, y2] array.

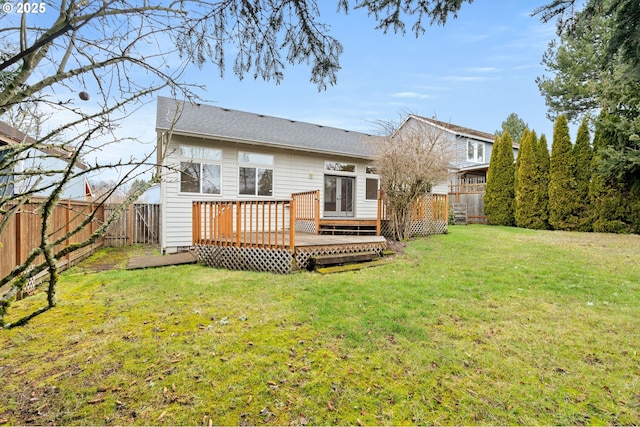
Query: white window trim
[[178, 145, 222, 195], [324, 161, 357, 176], [365, 166, 379, 201], [238, 151, 275, 197], [467, 139, 485, 163]]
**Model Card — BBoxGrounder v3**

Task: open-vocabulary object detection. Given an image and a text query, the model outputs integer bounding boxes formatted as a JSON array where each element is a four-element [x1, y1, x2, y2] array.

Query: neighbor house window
[[238, 151, 274, 196], [365, 165, 379, 200], [467, 140, 485, 163], [179, 145, 222, 194]]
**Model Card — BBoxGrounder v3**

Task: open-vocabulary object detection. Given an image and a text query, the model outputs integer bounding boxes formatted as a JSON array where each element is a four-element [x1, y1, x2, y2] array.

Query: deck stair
[[310, 249, 396, 273], [318, 219, 378, 236]]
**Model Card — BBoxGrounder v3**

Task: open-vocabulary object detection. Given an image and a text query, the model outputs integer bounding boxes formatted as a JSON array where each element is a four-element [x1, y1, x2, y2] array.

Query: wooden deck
[[193, 230, 386, 249]]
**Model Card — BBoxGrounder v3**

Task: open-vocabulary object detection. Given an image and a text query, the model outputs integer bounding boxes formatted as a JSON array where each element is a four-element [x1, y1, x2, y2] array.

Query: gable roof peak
[[407, 114, 496, 142]]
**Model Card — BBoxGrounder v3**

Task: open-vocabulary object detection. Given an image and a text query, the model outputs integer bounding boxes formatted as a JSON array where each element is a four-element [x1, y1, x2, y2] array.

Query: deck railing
[[193, 199, 296, 250], [378, 191, 449, 223], [449, 176, 486, 194], [291, 190, 320, 234]]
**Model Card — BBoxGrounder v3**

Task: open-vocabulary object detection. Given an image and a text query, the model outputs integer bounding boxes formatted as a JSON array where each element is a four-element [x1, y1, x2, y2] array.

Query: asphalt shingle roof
[[156, 96, 379, 159], [409, 115, 497, 142]]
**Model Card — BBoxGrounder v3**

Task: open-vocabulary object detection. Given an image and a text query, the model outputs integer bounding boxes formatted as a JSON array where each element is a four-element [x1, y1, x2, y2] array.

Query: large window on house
[[238, 151, 274, 196], [365, 165, 379, 200], [179, 145, 222, 194], [467, 140, 485, 163]]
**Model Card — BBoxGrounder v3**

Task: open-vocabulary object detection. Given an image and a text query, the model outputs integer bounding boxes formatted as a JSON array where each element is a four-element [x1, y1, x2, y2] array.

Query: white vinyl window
[[467, 140, 485, 163], [179, 145, 222, 194], [365, 165, 379, 200], [238, 151, 274, 196]]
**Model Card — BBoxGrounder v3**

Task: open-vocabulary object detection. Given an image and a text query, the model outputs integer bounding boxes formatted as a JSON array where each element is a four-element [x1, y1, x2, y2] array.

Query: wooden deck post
[[376, 189, 383, 236], [192, 202, 200, 245], [289, 199, 296, 251], [314, 190, 320, 235], [235, 201, 242, 247]]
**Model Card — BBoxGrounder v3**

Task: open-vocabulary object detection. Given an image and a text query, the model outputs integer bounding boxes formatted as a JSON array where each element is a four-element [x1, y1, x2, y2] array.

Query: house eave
[[157, 127, 376, 161]]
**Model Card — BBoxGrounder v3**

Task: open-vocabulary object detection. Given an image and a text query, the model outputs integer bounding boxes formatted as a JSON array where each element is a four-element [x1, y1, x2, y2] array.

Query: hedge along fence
[[0, 198, 104, 296]]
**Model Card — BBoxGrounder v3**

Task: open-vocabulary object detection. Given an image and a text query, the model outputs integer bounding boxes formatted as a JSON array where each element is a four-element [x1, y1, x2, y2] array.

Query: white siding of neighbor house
[[13, 148, 87, 200], [161, 134, 379, 253]]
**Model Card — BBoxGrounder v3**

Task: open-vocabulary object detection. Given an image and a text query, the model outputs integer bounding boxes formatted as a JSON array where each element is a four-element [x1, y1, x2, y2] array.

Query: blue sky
[[4, 1, 565, 178], [162, 0, 558, 139]]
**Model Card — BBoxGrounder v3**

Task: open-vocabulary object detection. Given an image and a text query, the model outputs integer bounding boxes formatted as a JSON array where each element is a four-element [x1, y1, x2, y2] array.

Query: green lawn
[[1, 225, 639, 425]]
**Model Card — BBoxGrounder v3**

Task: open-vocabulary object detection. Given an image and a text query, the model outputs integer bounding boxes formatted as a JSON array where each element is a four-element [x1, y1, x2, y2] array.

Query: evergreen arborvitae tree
[[515, 129, 538, 228], [549, 115, 579, 230], [589, 113, 634, 233], [573, 118, 594, 231], [484, 132, 515, 226], [533, 134, 551, 229]]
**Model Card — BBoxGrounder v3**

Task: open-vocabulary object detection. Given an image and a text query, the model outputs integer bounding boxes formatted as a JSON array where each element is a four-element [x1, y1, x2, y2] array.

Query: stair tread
[[315, 259, 388, 274]]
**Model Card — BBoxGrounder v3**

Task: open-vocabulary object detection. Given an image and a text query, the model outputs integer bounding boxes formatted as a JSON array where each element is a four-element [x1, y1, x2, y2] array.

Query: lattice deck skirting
[[380, 219, 448, 238], [194, 239, 388, 274], [195, 245, 295, 274]]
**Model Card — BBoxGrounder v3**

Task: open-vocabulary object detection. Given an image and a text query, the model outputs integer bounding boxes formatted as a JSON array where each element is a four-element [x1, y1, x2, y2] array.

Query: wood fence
[[0, 199, 104, 289], [104, 203, 160, 247], [1, 201, 160, 296], [449, 178, 487, 224]]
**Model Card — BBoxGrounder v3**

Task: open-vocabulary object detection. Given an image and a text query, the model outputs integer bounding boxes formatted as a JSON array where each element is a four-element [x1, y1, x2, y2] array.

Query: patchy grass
[[0, 226, 639, 425]]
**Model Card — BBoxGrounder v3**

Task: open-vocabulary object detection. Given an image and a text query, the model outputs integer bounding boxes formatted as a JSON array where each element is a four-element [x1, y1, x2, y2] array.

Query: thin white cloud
[[391, 92, 431, 100], [466, 67, 501, 73]]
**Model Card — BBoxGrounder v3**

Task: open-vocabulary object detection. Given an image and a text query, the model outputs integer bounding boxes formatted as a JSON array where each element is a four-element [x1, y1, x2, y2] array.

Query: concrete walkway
[[126, 251, 197, 270]]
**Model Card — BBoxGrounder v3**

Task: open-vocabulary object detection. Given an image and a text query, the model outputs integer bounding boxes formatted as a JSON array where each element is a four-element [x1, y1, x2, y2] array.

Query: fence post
[[15, 205, 23, 266], [66, 199, 71, 267], [128, 204, 133, 246]]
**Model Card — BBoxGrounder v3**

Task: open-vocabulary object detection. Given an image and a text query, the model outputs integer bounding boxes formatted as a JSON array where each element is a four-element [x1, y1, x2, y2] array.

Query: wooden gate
[[104, 203, 160, 246], [449, 178, 487, 224]]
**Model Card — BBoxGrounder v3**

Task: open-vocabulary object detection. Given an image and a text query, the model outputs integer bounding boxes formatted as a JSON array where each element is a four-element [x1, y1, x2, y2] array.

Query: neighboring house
[[0, 121, 92, 200], [396, 115, 519, 223], [137, 183, 160, 204], [156, 96, 387, 255]]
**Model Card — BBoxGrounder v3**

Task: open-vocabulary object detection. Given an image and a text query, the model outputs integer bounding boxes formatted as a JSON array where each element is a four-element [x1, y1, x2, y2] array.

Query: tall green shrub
[[589, 114, 634, 233], [533, 134, 551, 229], [515, 129, 539, 228], [573, 118, 593, 231], [485, 132, 515, 226], [549, 115, 579, 230]]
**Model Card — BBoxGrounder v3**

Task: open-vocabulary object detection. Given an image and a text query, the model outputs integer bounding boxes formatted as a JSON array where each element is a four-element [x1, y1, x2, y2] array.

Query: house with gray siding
[[396, 115, 519, 223]]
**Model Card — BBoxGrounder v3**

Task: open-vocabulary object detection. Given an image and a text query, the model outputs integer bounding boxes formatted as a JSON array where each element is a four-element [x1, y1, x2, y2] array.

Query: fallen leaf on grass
[[357, 418, 364, 426], [157, 411, 167, 421], [327, 401, 336, 412], [247, 395, 253, 404], [87, 397, 104, 404], [0, 418, 8, 424]]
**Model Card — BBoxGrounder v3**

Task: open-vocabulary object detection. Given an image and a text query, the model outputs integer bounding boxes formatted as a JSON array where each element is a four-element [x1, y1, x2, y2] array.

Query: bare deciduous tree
[[374, 115, 456, 241]]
